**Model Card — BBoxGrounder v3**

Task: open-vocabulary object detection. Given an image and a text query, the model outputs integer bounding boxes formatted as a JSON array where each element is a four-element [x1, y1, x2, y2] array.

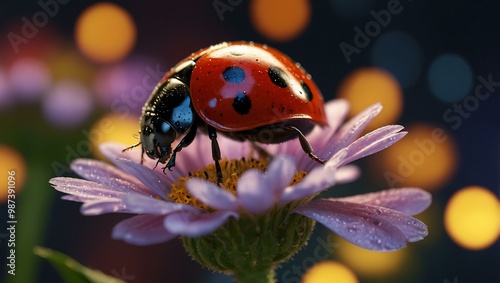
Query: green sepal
[[182, 204, 315, 283]]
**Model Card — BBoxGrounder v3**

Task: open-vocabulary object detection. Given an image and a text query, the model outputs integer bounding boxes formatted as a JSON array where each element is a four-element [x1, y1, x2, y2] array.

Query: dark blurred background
[[0, 0, 499, 282]]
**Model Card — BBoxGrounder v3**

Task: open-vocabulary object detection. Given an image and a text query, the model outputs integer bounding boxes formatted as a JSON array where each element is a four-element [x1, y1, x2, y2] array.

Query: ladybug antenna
[[122, 141, 146, 164], [122, 141, 141, 152]]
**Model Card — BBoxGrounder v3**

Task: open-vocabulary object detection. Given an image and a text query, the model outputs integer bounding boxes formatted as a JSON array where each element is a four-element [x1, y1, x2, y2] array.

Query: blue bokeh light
[[427, 53, 473, 103], [371, 31, 423, 88]]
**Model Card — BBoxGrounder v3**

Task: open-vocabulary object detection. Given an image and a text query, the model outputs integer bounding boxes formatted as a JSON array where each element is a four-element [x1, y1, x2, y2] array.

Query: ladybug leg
[[286, 126, 325, 165], [207, 126, 223, 184], [163, 123, 198, 173], [122, 141, 145, 164], [251, 142, 272, 160]]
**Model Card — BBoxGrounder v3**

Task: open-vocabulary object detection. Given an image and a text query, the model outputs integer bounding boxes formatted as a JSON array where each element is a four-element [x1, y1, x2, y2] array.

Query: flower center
[[168, 157, 306, 210]]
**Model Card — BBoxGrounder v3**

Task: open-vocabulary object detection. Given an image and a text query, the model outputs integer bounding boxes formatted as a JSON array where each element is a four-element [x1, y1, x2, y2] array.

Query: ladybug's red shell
[[188, 42, 327, 132]]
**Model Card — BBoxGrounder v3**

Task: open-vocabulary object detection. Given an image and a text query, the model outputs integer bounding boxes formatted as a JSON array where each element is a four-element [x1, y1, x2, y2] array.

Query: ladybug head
[[138, 78, 195, 163], [139, 116, 175, 163]]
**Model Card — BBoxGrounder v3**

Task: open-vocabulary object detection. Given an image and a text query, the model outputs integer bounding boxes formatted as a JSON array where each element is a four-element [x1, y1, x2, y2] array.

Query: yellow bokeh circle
[[75, 2, 136, 63], [337, 68, 403, 132], [444, 186, 500, 250], [0, 145, 27, 202], [336, 236, 408, 278], [369, 123, 457, 191], [89, 113, 140, 160], [250, 0, 311, 42], [48, 47, 96, 85], [302, 260, 358, 283]]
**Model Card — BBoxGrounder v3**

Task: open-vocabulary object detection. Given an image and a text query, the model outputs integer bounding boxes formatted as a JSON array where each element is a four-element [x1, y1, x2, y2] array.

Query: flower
[[50, 99, 431, 278]]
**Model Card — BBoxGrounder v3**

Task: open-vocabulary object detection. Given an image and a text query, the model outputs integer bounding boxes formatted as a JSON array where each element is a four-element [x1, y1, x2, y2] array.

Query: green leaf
[[34, 246, 125, 283]]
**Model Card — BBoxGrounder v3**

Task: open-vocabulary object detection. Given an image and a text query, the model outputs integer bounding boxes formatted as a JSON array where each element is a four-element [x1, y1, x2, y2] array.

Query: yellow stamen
[[168, 157, 307, 210]]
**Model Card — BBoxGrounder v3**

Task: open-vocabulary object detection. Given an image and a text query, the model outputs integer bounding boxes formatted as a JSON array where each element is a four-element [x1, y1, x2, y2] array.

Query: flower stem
[[233, 266, 276, 283]]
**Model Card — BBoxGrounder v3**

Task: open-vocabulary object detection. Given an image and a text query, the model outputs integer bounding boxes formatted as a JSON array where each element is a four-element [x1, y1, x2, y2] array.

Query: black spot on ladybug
[[268, 66, 289, 88], [301, 81, 313, 101], [223, 66, 245, 84], [232, 92, 252, 115]]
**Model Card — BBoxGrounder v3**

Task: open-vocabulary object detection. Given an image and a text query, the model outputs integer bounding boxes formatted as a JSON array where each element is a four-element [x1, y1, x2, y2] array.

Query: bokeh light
[[250, 0, 311, 42], [89, 113, 139, 160], [302, 260, 358, 283], [0, 144, 27, 202], [47, 47, 96, 85], [336, 67, 403, 131], [371, 31, 423, 88], [368, 123, 458, 191], [0, 23, 59, 67], [0, 67, 11, 108], [444, 186, 500, 250], [427, 53, 473, 103], [75, 2, 137, 63], [42, 80, 93, 129], [8, 57, 51, 101], [93, 58, 158, 115], [335, 235, 408, 278]]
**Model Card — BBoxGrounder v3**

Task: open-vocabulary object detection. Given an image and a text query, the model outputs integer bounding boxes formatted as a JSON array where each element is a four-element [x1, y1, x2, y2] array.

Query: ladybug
[[125, 41, 328, 183]]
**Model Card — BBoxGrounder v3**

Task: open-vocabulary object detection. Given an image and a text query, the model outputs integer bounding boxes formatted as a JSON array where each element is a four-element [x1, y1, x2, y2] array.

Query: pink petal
[[335, 188, 432, 216], [114, 158, 171, 200], [325, 147, 348, 169], [80, 198, 125, 215], [70, 159, 153, 196], [302, 99, 351, 152], [294, 199, 428, 251], [61, 195, 93, 202], [168, 134, 213, 178], [237, 156, 297, 214], [334, 103, 383, 146], [186, 178, 239, 211], [319, 103, 383, 162], [121, 194, 201, 214], [164, 210, 238, 237], [50, 177, 126, 199], [334, 165, 360, 184], [264, 100, 350, 168], [170, 134, 252, 178], [340, 125, 406, 166], [100, 142, 174, 180], [217, 134, 254, 160], [297, 99, 351, 169], [237, 169, 273, 214], [279, 164, 336, 204], [112, 215, 178, 245], [265, 156, 297, 197], [100, 142, 142, 164]]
